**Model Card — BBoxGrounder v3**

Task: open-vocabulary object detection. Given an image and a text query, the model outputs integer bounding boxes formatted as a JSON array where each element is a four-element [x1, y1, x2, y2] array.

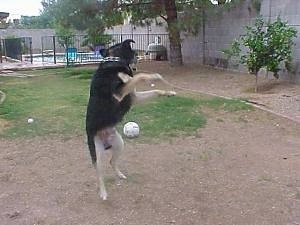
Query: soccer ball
[[27, 118, 34, 124], [123, 122, 140, 138]]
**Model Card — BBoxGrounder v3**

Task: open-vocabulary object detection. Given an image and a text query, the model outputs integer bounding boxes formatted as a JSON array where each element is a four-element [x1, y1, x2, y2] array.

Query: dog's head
[[100, 39, 137, 70]]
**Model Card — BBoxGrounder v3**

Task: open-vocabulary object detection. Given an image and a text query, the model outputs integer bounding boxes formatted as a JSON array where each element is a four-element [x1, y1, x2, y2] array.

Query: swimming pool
[[23, 52, 104, 64]]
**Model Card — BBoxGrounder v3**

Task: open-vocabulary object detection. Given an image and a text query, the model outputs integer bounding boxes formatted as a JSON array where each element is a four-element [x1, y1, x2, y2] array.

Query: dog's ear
[[122, 39, 135, 48]]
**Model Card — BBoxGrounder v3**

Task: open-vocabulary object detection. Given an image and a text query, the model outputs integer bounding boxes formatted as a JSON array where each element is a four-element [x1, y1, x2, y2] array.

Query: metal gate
[[0, 37, 33, 62]]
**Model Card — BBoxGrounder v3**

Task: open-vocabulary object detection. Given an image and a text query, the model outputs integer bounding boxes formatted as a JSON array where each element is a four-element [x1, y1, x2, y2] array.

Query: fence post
[[53, 36, 56, 64], [0, 39, 2, 63], [29, 37, 33, 64], [202, 9, 206, 65], [65, 36, 69, 67], [41, 36, 44, 63]]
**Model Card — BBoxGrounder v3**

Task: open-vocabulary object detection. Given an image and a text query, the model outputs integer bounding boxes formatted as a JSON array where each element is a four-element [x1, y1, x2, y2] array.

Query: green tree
[[54, 22, 76, 49], [41, 0, 237, 66], [224, 17, 297, 92], [19, 15, 54, 28], [264, 18, 297, 77]]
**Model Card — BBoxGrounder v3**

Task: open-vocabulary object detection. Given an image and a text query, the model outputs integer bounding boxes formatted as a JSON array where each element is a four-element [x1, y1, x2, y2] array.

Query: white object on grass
[[123, 122, 140, 138], [27, 118, 34, 124]]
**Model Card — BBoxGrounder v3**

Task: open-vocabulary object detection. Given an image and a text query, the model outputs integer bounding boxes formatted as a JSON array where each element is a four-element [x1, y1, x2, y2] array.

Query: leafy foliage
[[264, 18, 297, 76], [82, 32, 112, 51], [223, 17, 297, 90], [38, 0, 238, 66], [222, 39, 241, 61], [19, 15, 54, 29], [53, 23, 76, 48], [0, 0, 242, 66], [240, 17, 267, 75]]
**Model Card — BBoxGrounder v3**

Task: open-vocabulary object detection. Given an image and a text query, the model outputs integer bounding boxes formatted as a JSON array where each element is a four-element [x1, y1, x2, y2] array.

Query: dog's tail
[[87, 134, 97, 165]]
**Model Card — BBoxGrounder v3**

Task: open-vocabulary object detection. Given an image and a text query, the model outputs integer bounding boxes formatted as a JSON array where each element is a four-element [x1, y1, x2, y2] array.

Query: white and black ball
[[123, 122, 140, 138]]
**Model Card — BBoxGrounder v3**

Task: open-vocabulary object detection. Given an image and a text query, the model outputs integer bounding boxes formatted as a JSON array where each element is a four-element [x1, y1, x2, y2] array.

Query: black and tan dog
[[86, 39, 176, 200]]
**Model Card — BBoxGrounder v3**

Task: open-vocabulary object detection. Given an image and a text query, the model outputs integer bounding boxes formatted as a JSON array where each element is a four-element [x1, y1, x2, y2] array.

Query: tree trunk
[[164, 0, 183, 66]]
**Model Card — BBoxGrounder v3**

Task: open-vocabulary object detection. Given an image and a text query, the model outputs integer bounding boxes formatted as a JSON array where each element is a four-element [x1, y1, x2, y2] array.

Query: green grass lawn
[[0, 67, 251, 139]]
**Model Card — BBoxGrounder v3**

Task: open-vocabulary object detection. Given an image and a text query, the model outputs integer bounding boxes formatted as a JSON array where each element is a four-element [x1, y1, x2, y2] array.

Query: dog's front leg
[[132, 90, 176, 104], [114, 72, 164, 102], [94, 136, 108, 200]]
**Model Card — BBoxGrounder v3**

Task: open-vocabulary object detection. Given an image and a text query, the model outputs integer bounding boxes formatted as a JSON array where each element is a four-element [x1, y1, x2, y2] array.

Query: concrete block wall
[[182, 0, 300, 82], [0, 28, 55, 53], [181, 33, 204, 64], [182, 0, 256, 65]]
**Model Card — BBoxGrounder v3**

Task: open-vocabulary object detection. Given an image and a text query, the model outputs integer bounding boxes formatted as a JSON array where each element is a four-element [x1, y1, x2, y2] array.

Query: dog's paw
[[118, 72, 132, 83], [117, 171, 127, 180], [99, 191, 108, 201], [113, 93, 123, 102], [165, 91, 176, 96], [151, 73, 163, 80]]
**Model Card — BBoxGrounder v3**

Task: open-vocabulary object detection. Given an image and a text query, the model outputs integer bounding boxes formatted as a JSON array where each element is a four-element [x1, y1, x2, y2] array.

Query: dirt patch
[[0, 61, 300, 225], [1, 110, 299, 225], [0, 119, 11, 134], [138, 61, 300, 123], [243, 80, 284, 93]]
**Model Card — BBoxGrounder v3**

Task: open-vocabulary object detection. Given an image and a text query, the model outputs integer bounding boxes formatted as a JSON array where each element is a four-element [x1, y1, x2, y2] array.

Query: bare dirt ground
[[0, 61, 300, 225]]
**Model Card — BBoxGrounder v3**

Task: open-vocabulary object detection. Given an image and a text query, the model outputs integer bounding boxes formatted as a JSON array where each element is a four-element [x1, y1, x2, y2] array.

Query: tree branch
[[118, 1, 153, 9]]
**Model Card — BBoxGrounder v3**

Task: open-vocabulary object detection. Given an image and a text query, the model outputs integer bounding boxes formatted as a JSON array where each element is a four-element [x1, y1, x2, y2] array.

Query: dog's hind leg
[[94, 135, 108, 200], [110, 131, 127, 180]]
